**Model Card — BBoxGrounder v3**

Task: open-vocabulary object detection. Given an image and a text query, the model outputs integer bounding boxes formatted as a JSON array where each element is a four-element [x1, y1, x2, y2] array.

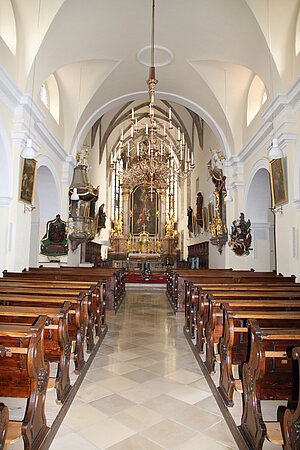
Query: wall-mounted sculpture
[[229, 212, 252, 256], [208, 152, 228, 254], [196, 192, 203, 227], [40, 214, 68, 258]]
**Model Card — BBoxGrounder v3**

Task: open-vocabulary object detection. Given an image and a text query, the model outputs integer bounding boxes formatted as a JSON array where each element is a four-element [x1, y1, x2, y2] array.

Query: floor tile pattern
[[48, 289, 238, 449]]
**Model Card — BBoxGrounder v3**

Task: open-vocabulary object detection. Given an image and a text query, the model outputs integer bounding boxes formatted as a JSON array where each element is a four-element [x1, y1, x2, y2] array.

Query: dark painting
[[132, 186, 157, 235], [19, 158, 37, 205]]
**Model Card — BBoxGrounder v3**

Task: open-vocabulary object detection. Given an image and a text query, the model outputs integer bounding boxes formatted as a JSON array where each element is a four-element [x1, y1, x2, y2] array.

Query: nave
[[50, 289, 237, 450]]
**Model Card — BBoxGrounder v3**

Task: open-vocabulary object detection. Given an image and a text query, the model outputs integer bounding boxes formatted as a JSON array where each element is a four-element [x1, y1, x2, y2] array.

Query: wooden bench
[[0, 303, 72, 404], [0, 291, 88, 374], [0, 278, 106, 333], [239, 320, 300, 450], [218, 305, 300, 406], [0, 317, 49, 450], [191, 283, 300, 351], [282, 346, 300, 449], [0, 403, 8, 449], [204, 292, 300, 373]]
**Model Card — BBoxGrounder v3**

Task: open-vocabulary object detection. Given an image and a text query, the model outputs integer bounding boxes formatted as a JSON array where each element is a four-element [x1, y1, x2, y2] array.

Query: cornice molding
[[0, 65, 22, 111], [238, 76, 300, 165]]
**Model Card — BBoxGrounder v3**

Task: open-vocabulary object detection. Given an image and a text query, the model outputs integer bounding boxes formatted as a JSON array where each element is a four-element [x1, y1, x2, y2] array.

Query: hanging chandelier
[[110, 0, 194, 198]]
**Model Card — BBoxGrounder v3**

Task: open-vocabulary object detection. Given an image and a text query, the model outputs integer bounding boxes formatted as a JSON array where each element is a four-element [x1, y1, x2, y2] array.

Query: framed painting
[[132, 185, 157, 235], [19, 158, 37, 205], [269, 158, 288, 207], [202, 206, 208, 231]]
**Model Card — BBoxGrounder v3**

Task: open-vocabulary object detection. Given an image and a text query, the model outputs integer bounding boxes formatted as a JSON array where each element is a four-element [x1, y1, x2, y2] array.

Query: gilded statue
[[165, 213, 176, 238], [111, 213, 123, 237]]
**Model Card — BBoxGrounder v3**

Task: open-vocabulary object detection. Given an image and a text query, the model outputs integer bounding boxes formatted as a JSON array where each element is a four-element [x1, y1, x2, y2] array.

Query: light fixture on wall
[[224, 189, 233, 203], [110, 0, 194, 200], [21, 1, 42, 159], [268, 138, 283, 161]]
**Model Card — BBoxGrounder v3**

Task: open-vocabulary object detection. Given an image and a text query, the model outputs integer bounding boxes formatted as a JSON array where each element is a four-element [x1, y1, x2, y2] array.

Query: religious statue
[[187, 206, 193, 233], [155, 236, 161, 253], [196, 192, 203, 227], [40, 215, 68, 257], [208, 153, 228, 253], [97, 203, 106, 234], [229, 212, 252, 256], [111, 213, 123, 237], [165, 212, 175, 238]]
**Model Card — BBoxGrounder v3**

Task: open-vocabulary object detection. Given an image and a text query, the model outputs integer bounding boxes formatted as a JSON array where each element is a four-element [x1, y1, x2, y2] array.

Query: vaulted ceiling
[[1, 0, 299, 157]]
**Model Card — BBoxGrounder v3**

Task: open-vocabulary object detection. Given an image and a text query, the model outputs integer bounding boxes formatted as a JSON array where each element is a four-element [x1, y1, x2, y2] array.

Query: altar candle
[[131, 125, 133, 137], [164, 125, 166, 136], [169, 107, 172, 120], [131, 108, 134, 120], [177, 127, 180, 140], [137, 142, 139, 158], [127, 142, 130, 157], [191, 150, 194, 165], [182, 132, 185, 145], [146, 123, 148, 135]]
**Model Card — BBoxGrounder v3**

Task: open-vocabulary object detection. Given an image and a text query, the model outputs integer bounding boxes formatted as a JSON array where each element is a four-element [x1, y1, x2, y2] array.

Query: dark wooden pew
[[218, 305, 300, 406], [0, 317, 49, 450], [239, 320, 300, 450], [204, 292, 300, 373], [0, 303, 72, 404], [190, 284, 300, 353], [0, 292, 88, 374], [0, 278, 106, 332], [0, 403, 8, 450], [282, 346, 300, 449]]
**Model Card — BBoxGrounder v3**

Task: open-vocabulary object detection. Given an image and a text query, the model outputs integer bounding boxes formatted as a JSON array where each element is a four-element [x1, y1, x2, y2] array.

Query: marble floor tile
[[49, 289, 239, 450], [142, 418, 197, 449]]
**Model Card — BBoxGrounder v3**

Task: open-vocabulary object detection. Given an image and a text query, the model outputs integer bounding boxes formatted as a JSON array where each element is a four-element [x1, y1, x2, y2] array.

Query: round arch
[[29, 158, 61, 266], [244, 159, 275, 271], [71, 91, 233, 161]]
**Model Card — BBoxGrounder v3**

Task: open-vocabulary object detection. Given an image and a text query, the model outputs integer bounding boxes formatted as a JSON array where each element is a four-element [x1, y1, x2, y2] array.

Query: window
[[40, 83, 49, 109]]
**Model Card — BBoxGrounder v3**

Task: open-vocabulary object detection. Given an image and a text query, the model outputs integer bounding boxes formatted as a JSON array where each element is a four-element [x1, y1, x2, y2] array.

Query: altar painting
[[132, 186, 157, 235]]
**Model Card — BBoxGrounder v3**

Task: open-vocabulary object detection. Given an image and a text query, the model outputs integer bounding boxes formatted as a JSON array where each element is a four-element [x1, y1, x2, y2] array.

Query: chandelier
[[110, 0, 194, 198]]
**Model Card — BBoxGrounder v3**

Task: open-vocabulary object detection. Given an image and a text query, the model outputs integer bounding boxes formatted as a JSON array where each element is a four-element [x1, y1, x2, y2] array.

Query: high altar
[[108, 185, 179, 264]]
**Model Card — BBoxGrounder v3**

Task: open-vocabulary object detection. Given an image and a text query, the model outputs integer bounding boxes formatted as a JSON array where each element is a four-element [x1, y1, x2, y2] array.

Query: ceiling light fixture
[[110, 0, 194, 200]]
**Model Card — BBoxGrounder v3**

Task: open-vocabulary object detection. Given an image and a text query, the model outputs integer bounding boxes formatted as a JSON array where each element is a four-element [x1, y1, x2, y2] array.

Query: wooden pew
[[3, 268, 122, 311], [0, 303, 72, 404], [0, 278, 106, 333], [0, 292, 88, 374], [218, 305, 300, 406], [0, 317, 49, 450], [23, 266, 126, 309], [191, 283, 300, 351], [282, 346, 300, 449], [204, 292, 300, 373], [0, 403, 8, 450], [239, 320, 300, 450]]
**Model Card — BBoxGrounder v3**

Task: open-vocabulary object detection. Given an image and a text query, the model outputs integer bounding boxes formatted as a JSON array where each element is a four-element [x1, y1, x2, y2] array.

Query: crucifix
[[142, 224, 147, 232]]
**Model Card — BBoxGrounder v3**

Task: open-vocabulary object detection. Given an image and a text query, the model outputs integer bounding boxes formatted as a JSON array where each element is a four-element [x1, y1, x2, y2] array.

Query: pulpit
[[108, 236, 128, 260]]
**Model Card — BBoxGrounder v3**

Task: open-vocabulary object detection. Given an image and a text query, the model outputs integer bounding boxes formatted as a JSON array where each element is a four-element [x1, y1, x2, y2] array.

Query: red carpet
[[126, 273, 167, 284]]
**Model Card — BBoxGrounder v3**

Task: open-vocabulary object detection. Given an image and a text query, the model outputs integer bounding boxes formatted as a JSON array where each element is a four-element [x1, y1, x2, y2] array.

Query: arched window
[[40, 83, 49, 109], [247, 75, 267, 126], [39, 74, 60, 124]]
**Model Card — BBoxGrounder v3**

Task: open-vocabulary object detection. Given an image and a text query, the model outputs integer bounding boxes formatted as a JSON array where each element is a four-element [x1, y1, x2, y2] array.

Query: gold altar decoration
[[111, 213, 123, 237], [110, 0, 194, 199], [138, 226, 151, 253], [165, 212, 176, 238], [208, 156, 228, 254]]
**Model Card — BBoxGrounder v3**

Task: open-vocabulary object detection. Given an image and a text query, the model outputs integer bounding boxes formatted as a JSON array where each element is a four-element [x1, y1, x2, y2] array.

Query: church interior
[[0, 1, 300, 449]]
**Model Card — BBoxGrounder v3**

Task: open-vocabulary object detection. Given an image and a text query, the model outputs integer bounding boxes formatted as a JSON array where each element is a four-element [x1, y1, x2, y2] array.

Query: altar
[[128, 253, 161, 262]]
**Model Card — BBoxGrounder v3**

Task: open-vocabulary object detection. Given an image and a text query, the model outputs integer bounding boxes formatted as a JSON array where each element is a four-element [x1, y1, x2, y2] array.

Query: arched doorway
[[29, 164, 61, 266], [245, 165, 275, 271]]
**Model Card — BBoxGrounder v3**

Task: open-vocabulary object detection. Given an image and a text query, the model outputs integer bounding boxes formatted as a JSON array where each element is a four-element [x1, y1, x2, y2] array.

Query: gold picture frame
[[202, 206, 208, 231], [19, 158, 37, 205], [269, 158, 288, 207]]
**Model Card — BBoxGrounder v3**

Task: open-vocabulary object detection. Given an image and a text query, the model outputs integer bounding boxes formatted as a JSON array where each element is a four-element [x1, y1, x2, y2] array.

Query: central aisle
[[51, 289, 237, 449]]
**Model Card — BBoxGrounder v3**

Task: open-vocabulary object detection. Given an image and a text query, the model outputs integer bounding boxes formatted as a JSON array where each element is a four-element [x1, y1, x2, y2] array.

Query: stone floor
[[50, 289, 238, 449]]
